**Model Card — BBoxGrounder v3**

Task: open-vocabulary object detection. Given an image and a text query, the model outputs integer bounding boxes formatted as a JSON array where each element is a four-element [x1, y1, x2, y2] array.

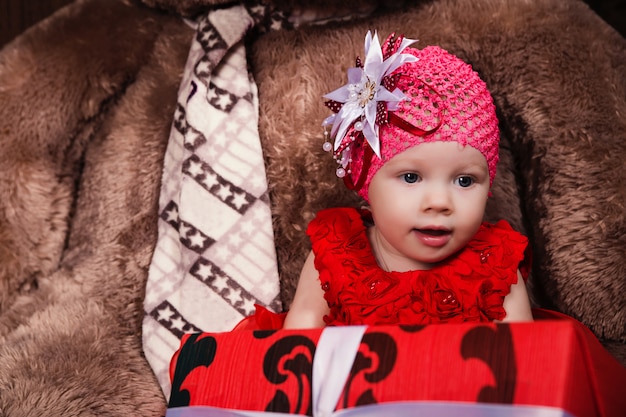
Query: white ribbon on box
[[166, 325, 574, 417], [312, 326, 367, 417]]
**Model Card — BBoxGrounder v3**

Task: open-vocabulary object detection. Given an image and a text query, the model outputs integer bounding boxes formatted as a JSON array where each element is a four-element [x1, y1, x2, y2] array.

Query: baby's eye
[[402, 173, 420, 184], [455, 176, 474, 187]]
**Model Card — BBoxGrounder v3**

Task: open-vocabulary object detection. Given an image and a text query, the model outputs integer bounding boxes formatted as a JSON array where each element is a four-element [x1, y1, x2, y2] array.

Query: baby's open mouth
[[414, 228, 452, 247], [416, 228, 450, 236]]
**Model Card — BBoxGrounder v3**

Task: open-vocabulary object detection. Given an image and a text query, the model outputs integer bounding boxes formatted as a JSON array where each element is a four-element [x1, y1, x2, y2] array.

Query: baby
[[283, 31, 533, 328]]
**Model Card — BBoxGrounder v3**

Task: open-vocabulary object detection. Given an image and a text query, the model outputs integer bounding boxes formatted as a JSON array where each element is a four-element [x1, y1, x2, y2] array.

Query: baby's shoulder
[[464, 220, 530, 278]]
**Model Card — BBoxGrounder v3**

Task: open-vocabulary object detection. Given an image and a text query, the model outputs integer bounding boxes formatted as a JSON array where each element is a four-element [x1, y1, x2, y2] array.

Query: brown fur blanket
[[0, 0, 624, 415]]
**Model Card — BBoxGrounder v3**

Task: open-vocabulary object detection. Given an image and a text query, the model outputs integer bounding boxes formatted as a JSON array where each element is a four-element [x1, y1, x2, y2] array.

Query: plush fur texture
[[0, 0, 624, 414], [0, 0, 191, 414]]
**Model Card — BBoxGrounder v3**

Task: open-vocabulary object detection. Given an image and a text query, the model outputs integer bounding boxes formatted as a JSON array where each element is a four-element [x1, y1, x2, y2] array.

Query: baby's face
[[367, 141, 490, 271]]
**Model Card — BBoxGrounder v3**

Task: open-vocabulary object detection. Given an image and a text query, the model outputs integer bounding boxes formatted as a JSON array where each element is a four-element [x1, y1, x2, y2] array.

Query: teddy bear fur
[[0, 0, 623, 415]]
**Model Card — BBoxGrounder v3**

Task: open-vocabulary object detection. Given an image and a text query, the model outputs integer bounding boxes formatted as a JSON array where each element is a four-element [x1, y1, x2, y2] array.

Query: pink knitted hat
[[323, 32, 500, 201]]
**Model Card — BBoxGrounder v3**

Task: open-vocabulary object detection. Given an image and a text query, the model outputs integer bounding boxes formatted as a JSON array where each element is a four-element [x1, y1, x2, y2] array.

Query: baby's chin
[[410, 240, 471, 269]]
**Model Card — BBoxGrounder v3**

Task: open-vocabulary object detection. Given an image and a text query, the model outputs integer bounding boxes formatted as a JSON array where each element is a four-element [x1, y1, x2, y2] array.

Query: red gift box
[[167, 310, 626, 417]]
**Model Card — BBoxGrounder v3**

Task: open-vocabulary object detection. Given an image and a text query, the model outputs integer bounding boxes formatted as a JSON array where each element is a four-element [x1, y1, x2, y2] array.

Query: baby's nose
[[421, 185, 452, 213]]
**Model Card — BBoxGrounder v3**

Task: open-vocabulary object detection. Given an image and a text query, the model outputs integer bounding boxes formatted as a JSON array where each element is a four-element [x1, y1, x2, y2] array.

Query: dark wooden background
[[0, 1, 624, 49]]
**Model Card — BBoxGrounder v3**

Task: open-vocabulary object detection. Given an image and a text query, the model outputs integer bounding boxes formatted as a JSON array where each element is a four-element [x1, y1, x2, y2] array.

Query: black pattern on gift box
[[461, 324, 517, 404], [263, 335, 316, 415], [342, 332, 397, 409], [169, 333, 218, 408]]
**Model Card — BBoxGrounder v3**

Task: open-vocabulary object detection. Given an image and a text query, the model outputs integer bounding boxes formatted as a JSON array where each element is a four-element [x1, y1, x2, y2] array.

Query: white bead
[[336, 167, 346, 178], [354, 121, 364, 131], [322, 142, 332, 152]]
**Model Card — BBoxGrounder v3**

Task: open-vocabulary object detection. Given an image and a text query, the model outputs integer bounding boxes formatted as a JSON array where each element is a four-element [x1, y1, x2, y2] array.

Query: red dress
[[309, 207, 530, 326], [233, 207, 530, 330]]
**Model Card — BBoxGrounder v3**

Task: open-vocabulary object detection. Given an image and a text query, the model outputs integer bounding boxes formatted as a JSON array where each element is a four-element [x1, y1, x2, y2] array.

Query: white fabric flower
[[323, 31, 418, 157]]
